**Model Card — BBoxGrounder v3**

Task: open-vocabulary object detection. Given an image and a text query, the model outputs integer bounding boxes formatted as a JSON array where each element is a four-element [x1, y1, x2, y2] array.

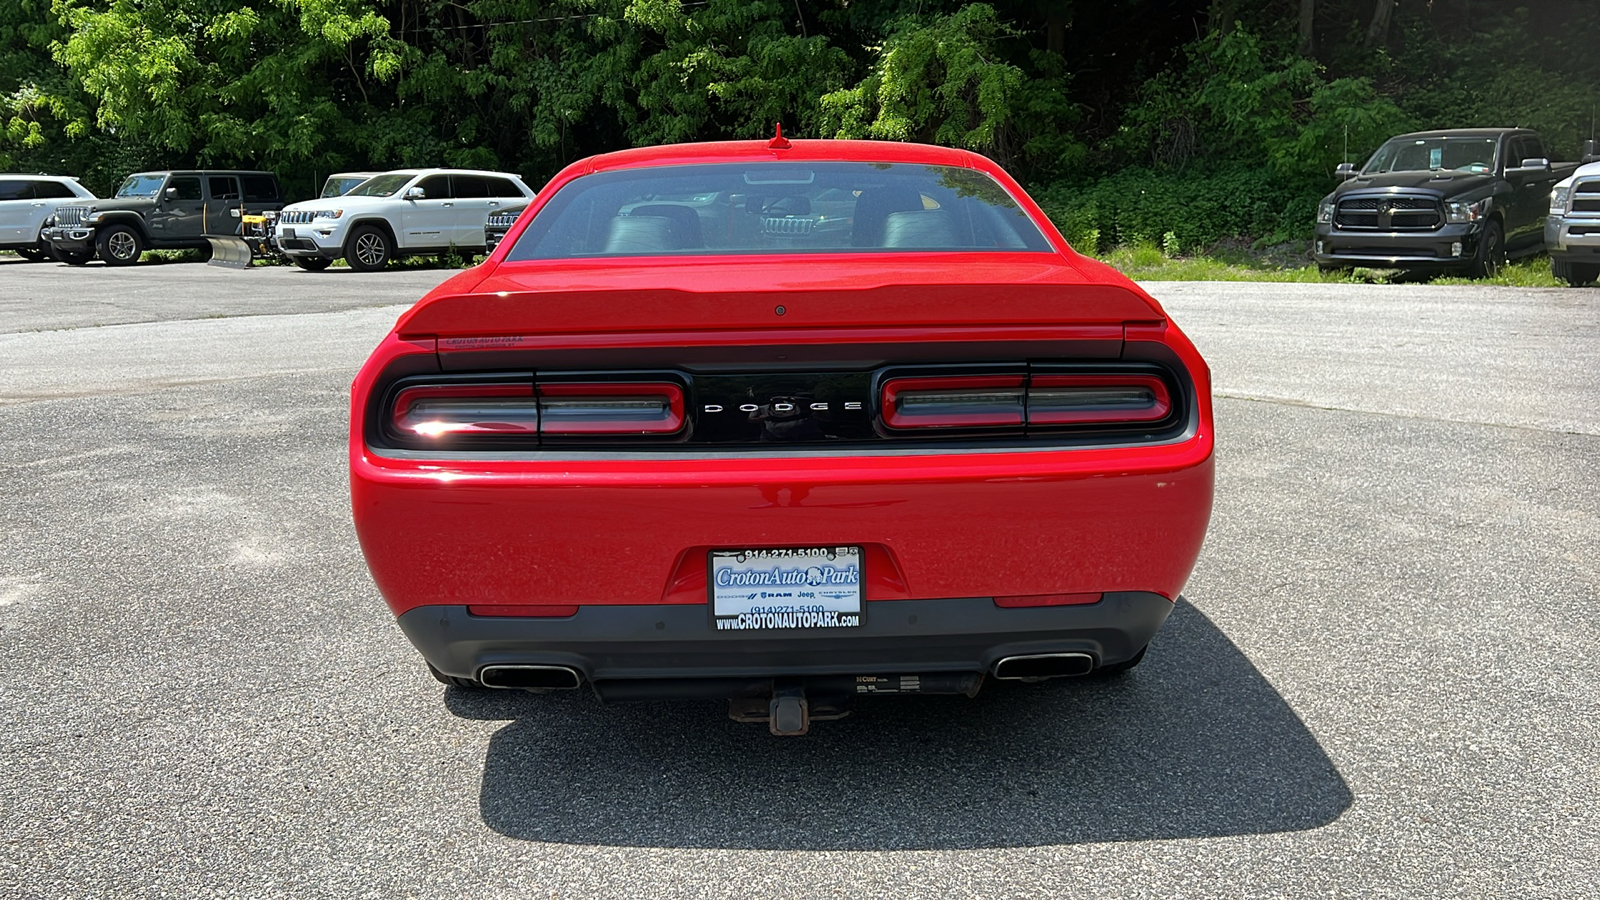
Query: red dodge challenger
[[350, 136, 1214, 734]]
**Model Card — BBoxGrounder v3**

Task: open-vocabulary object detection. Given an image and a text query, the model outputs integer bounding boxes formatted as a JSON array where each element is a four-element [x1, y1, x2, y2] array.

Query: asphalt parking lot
[[2, 256, 1596, 898]]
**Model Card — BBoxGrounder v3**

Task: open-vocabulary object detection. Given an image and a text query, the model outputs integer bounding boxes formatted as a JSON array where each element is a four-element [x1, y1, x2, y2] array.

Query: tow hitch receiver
[[728, 683, 852, 735], [769, 684, 809, 736]]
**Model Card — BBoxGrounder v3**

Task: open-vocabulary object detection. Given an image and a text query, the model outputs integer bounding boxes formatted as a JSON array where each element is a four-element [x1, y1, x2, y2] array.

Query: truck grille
[[1571, 179, 1600, 215], [55, 206, 90, 226], [1335, 195, 1442, 230], [280, 210, 317, 225], [486, 211, 519, 229]]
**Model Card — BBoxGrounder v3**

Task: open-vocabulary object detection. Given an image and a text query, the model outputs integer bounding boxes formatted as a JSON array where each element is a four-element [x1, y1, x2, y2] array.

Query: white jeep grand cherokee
[[275, 168, 534, 271]]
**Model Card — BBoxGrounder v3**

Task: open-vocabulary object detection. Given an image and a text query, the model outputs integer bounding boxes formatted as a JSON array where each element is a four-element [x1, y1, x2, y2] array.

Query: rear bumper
[[401, 592, 1174, 686], [354, 439, 1214, 616], [1313, 221, 1479, 269]]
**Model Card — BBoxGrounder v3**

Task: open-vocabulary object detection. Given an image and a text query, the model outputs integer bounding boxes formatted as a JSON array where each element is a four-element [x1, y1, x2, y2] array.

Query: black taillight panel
[[371, 360, 1189, 451]]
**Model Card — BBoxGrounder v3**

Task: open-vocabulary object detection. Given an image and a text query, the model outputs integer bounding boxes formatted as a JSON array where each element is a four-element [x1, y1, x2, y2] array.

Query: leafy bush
[[1034, 165, 1321, 253]]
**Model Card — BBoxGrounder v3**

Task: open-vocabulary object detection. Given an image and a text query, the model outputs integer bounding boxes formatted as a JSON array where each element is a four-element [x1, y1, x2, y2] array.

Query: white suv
[[274, 168, 535, 271], [0, 175, 96, 262]]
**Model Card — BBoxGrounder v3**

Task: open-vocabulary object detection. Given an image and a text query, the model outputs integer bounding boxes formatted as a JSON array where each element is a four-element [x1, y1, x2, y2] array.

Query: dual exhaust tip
[[477, 654, 1094, 690]]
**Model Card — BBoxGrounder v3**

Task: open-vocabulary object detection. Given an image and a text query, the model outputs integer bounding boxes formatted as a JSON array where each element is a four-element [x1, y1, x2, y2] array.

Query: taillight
[[881, 375, 1025, 429], [1027, 374, 1171, 425], [536, 382, 684, 435], [880, 371, 1176, 431], [388, 380, 684, 442], [391, 383, 538, 437]]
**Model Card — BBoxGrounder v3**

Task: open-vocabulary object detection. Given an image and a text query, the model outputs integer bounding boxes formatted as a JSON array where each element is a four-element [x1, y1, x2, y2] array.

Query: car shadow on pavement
[[453, 598, 1351, 850]]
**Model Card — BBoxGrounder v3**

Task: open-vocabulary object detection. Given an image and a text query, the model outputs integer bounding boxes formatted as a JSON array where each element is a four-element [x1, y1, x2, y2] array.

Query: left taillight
[[391, 383, 539, 437], [386, 379, 684, 444]]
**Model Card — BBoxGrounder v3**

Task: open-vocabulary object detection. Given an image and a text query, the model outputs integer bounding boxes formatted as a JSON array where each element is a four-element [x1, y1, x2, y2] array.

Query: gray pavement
[[1, 259, 1595, 897]]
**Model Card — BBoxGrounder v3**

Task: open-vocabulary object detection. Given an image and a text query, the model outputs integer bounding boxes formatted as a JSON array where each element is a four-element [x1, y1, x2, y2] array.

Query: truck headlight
[[1445, 199, 1487, 223], [1550, 186, 1570, 215], [1317, 199, 1335, 224], [312, 209, 343, 220]]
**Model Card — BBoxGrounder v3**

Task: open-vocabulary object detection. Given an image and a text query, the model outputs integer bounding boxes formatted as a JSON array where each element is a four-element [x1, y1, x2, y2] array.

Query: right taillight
[[1026, 374, 1171, 426], [881, 370, 1175, 432]]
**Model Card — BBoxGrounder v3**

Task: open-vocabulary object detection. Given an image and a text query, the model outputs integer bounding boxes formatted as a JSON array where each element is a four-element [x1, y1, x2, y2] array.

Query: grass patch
[[327, 251, 485, 270], [1095, 239, 1563, 286], [1429, 259, 1562, 287]]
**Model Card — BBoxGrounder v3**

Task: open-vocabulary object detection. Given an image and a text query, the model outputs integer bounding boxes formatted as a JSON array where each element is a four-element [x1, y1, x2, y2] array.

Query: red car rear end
[[350, 139, 1213, 732]]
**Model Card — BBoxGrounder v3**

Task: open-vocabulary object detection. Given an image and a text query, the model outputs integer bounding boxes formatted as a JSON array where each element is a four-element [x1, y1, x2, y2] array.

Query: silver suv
[[274, 168, 535, 271], [0, 175, 96, 262]]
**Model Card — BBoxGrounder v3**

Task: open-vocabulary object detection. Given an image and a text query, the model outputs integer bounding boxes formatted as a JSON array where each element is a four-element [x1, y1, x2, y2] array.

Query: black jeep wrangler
[[42, 170, 283, 266]]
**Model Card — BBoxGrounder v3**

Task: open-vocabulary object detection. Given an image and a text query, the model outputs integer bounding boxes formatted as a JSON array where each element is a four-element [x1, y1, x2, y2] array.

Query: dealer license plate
[[710, 546, 863, 631], [282, 228, 297, 239]]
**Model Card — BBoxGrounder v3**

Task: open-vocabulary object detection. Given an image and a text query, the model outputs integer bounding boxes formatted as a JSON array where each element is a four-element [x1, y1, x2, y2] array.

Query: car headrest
[[604, 215, 674, 254], [880, 209, 958, 248]]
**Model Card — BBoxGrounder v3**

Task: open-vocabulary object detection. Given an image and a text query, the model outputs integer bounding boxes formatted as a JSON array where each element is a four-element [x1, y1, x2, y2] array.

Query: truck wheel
[[1553, 259, 1599, 287], [97, 224, 145, 266], [345, 225, 392, 272], [292, 257, 333, 272], [14, 244, 48, 262], [56, 249, 93, 266], [1467, 220, 1504, 279]]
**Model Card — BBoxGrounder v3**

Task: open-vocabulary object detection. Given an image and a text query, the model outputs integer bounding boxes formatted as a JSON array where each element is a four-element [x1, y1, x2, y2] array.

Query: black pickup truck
[[42, 170, 283, 266], [1313, 128, 1578, 277]]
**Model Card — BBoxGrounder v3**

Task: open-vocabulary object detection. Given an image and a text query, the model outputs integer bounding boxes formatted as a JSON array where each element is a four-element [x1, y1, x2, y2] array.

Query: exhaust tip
[[479, 664, 583, 690], [993, 652, 1095, 681]]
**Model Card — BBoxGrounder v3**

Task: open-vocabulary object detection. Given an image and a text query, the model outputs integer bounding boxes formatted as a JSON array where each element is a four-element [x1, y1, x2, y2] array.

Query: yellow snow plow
[[206, 212, 280, 268]]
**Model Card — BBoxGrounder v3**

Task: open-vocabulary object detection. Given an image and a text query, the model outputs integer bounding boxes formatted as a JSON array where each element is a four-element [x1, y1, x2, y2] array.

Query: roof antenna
[[768, 122, 791, 150]]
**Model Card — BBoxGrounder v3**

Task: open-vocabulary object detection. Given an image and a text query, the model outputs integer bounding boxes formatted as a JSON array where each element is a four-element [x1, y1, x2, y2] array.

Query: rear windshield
[[505, 162, 1051, 260]]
